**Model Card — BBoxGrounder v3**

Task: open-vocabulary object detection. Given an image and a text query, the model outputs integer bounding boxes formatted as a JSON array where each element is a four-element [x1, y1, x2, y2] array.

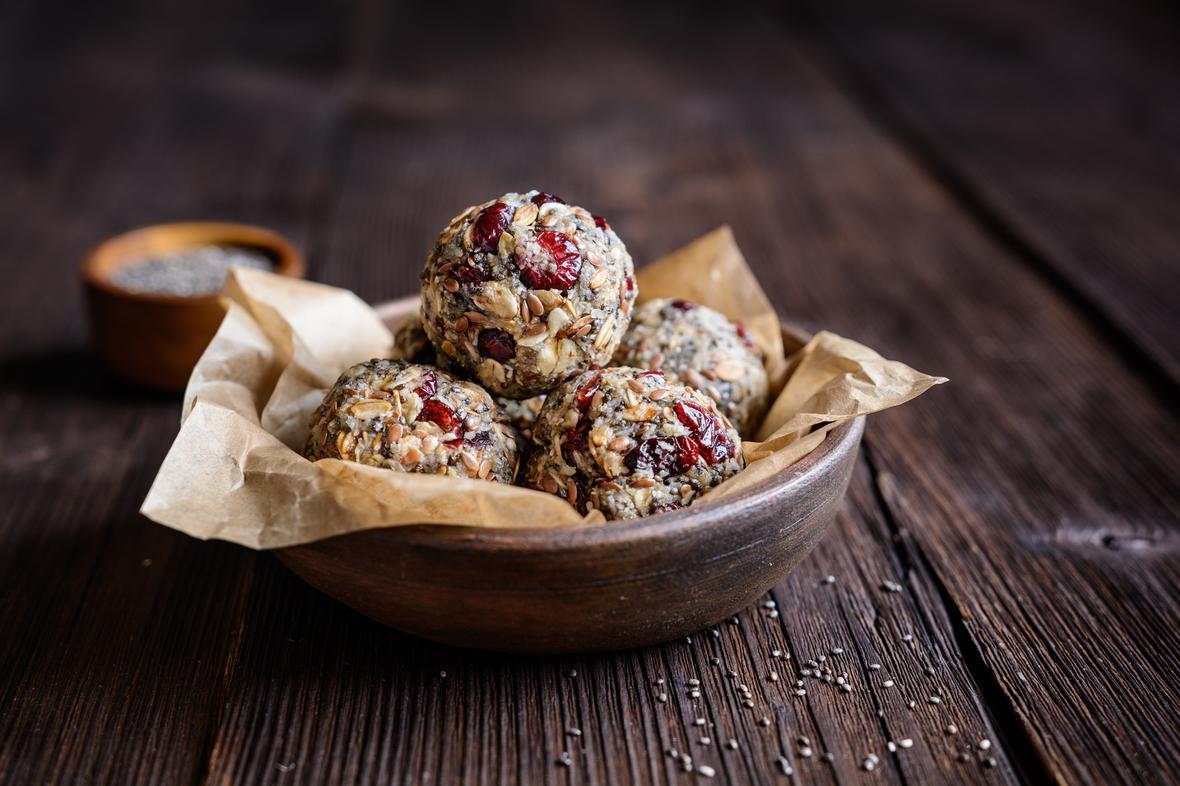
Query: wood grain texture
[[0, 0, 1177, 784], [796, 0, 1180, 386]]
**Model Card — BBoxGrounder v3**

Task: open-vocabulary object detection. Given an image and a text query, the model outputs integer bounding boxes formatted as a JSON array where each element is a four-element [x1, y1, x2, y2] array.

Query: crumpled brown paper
[[141, 226, 945, 548]]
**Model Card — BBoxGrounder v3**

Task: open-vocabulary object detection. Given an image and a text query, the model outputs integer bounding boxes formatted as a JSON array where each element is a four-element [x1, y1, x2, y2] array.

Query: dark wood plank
[[795, 0, 1180, 385]]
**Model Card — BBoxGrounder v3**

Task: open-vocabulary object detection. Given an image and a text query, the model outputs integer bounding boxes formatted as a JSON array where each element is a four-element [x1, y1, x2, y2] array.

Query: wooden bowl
[[276, 297, 863, 653], [82, 222, 304, 391]]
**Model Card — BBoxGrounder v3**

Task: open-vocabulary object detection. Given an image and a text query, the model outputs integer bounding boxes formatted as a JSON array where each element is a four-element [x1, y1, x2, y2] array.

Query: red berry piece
[[413, 370, 437, 399], [562, 427, 588, 456], [624, 275, 635, 295], [417, 399, 460, 436], [734, 321, 757, 351], [593, 215, 609, 230], [669, 299, 696, 312], [471, 202, 512, 253], [624, 436, 698, 474], [574, 373, 602, 413], [477, 328, 517, 361], [451, 261, 493, 284], [674, 400, 733, 464], [530, 192, 565, 206], [517, 230, 582, 290]]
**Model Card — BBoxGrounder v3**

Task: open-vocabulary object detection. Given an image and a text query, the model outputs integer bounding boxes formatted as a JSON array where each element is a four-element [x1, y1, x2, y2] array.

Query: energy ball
[[613, 298, 769, 436], [523, 367, 744, 520], [420, 190, 637, 399], [304, 359, 518, 484]]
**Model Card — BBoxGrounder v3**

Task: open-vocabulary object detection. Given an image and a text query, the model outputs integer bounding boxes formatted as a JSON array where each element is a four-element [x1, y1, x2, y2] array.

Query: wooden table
[[2, 0, 1177, 783]]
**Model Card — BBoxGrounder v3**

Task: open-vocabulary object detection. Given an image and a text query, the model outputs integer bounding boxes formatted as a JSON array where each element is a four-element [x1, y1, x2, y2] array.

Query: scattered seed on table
[[690, 690, 701, 699], [777, 756, 794, 775], [883, 679, 895, 687], [945, 724, 958, 735], [556, 752, 572, 768], [657, 693, 668, 703], [768, 610, 779, 619], [743, 699, 755, 708], [711, 657, 721, 666], [822, 575, 836, 585], [958, 752, 971, 763], [797, 736, 810, 746], [700, 737, 711, 746], [830, 647, 845, 655], [887, 741, 897, 752], [726, 739, 738, 750], [567, 669, 577, 678], [698, 765, 716, 778], [902, 634, 914, 642], [793, 689, 806, 697], [439, 670, 447, 678], [908, 700, 918, 709], [983, 757, 997, 768], [979, 739, 992, 750], [566, 727, 582, 737], [758, 717, 771, 727], [868, 663, 882, 671], [694, 718, 706, 726], [899, 738, 913, 749], [763, 600, 777, 609], [799, 746, 813, 758], [928, 695, 942, 705], [768, 673, 778, 682]]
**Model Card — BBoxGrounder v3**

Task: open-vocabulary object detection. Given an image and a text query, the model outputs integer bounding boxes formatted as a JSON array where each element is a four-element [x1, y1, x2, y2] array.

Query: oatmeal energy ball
[[613, 298, 769, 437], [304, 359, 518, 484], [420, 190, 637, 398], [523, 367, 744, 520]]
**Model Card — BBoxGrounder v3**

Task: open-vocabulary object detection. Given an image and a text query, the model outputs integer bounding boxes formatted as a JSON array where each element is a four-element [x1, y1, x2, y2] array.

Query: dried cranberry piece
[[734, 321, 756, 350], [593, 215, 610, 230], [471, 202, 512, 253], [669, 299, 696, 312], [674, 400, 733, 464], [451, 261, 493, 284], [413, 370, 436, 399], [624, 275, 635, 294], [530, 191, 565, 206], [477, 328, 517, 361], [417, 399, 460, 436], [517, 230, 582, 291], [562, 427, 588, 455], [624, 436, 698, 474], [574, 373, 602, 413]]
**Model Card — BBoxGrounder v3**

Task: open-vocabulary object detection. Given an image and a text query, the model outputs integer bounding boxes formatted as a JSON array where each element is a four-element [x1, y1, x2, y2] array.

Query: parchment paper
[[141, 226, 945, 548]]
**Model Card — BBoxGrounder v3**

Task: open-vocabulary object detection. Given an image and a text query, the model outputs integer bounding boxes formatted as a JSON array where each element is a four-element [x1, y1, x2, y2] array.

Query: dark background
[[2, 0, 1179, 784]]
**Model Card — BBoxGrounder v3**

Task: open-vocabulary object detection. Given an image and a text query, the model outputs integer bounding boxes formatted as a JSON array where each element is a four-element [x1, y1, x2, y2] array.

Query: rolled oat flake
[[110, 244, 273, 297]]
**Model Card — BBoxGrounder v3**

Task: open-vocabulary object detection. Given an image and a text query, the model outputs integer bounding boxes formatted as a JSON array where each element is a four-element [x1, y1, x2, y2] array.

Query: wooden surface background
[[2, 0, 1178, 784]]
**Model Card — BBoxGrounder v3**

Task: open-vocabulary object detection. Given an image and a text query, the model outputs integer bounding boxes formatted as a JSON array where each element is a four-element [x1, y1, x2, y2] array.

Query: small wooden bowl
[[277, 297, 863, 653], [82, 222, 304, 391]]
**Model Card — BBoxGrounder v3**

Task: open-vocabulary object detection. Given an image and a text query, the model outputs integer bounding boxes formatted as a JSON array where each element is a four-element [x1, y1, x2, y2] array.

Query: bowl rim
[[81, 221, 305, 306], [315, 297, 865, 554]]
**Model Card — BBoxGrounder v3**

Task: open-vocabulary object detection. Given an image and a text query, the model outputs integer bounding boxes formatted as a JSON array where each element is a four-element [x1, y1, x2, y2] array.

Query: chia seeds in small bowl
[[109, 244, 275, 298], [82, 222, 304, 390]]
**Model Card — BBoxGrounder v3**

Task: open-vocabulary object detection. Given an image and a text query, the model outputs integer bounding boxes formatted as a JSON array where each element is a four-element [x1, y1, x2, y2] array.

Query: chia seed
[[110, 245, 274, 297]]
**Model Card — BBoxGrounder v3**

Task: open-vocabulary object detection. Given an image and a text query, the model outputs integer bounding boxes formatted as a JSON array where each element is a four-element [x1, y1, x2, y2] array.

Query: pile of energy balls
[[304, 191, 770, 520]]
